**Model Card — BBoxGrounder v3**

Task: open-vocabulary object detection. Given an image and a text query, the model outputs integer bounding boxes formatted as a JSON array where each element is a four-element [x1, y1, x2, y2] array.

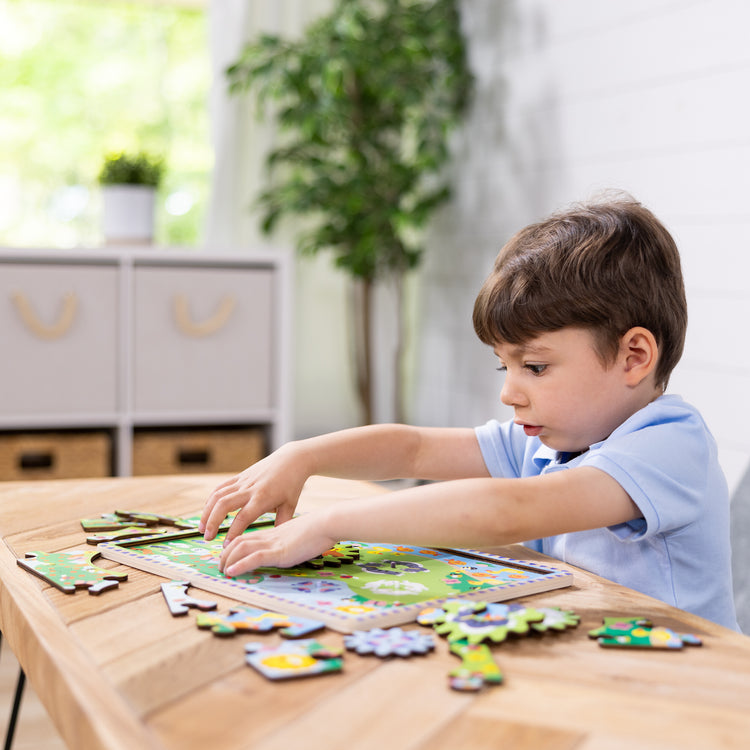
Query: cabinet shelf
[[0, 246, 291, 479]]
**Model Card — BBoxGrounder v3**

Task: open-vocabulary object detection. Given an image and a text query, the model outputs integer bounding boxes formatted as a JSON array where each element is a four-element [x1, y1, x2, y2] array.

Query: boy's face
[[494, 327, 643, 452]]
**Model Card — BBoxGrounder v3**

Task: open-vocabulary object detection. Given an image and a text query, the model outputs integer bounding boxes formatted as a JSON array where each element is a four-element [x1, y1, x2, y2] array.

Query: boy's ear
[[619, 327, 659, 386]]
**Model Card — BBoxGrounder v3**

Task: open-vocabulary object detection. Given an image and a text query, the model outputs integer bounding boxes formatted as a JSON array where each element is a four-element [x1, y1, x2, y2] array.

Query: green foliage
[[227, 0, 473, 282], [98, 151, 165, 187]]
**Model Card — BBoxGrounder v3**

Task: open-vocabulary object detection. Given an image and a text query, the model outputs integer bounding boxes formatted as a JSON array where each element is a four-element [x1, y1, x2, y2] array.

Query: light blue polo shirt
[[475, 394, 740, 631]]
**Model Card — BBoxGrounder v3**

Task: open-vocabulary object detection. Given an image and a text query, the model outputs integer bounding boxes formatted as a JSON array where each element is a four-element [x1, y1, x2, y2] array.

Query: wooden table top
[[1, 473, 749, 750]]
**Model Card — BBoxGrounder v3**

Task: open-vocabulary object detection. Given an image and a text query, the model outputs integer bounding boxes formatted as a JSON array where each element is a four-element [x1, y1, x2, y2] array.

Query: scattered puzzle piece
[[112, 510, 161, 526], [418, 599, 544, 644], [114, 510, 198, 529], [80, 513, 150, 532], [344, 627, 435, 657], [196, 605, 324, 638], [245, 639, 343, 680], [160, 581, 218, 616], [86, 527, 173, 545], [588, 617, 701, 649], [17, 550, 128, 595], [587, 616, 652, 639], [448, 639, 503, 691], [529, 607, 580, 632]]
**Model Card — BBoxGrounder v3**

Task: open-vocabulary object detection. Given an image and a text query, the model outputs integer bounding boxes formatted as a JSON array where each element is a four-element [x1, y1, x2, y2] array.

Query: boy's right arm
[[198, 423, 487, 543]]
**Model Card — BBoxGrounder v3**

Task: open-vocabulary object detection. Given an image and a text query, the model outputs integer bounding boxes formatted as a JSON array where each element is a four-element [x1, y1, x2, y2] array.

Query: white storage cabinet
[[0, 247, 291, 477]]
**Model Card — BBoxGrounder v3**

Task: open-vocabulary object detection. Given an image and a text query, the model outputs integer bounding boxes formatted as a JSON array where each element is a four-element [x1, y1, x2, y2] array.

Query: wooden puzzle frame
[[100, 528, 572, 633]]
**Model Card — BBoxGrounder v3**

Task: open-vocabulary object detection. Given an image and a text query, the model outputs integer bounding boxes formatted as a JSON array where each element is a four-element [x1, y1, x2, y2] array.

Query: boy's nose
[[500, 373, 527, 407]]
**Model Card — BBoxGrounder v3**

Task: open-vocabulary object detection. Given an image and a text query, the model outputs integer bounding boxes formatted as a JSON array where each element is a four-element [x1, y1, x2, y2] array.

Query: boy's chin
[[540, 436, 586, 453]]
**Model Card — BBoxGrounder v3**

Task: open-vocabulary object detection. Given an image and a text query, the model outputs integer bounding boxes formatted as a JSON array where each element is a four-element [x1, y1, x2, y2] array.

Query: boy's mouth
[[518, 422, 543, 437]]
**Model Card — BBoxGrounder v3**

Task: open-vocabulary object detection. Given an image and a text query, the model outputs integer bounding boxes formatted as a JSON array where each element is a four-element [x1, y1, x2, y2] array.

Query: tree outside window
[[0, 0, 210, 248]]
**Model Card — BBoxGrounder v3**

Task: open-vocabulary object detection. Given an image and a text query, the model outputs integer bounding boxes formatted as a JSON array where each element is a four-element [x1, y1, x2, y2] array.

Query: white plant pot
[[102, 185, 156, 245]]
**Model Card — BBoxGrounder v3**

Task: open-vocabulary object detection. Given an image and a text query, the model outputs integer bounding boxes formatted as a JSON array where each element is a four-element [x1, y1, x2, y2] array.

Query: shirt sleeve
[[581, 402, 716, 541], [475, 419, 536, 479]]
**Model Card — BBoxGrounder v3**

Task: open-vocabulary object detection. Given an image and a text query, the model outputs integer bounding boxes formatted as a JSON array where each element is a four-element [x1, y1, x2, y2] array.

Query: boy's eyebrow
[[494, 342, 553, 357]]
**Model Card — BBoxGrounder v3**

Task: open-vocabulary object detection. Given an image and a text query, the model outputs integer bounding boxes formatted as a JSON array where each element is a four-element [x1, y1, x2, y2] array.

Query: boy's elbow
[[460, 477, 532, 546]]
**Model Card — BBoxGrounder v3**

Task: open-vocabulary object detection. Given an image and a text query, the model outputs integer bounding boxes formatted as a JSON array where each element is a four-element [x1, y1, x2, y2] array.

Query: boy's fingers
[[275, 504, 295, 526]]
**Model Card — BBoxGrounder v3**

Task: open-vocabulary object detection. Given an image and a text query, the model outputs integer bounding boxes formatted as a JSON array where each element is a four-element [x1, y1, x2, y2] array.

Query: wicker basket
[[0, 431, 112, 481], [132, 427, 266, 476]]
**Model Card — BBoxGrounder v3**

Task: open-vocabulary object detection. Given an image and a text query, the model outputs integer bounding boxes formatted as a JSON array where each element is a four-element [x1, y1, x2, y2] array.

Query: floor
[[0, 640, 65, 750]]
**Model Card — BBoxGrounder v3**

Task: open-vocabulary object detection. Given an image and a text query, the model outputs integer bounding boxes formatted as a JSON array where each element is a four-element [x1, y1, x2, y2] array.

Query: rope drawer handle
[[11, 292, 78, 340], [173, 294, 236, 338]]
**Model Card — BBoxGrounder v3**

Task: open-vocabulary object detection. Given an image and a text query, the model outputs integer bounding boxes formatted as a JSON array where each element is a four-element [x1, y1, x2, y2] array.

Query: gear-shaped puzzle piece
[[344, 627, 435, 657], [529, 607, 580, 632], [418, 599, 544, 644]]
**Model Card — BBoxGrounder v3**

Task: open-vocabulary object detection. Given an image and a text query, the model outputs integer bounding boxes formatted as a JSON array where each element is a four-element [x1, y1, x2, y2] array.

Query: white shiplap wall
[[210, 1, 750, 497], [413, 0, 750, 496]]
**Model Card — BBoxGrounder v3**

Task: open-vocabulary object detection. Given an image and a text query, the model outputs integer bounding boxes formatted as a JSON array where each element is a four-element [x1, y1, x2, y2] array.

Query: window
[[0, 0, 210, 247]]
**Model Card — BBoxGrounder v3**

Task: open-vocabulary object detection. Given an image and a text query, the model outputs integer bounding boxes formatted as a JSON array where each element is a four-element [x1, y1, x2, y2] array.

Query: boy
[[200, 195, 739, 631]]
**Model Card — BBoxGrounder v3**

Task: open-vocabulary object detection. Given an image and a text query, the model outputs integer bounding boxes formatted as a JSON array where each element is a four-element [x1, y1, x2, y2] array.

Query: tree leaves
[[227, 0, 472, 283]]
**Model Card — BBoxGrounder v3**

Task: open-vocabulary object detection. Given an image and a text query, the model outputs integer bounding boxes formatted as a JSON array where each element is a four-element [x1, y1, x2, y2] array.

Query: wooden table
[[1, 474, 749, 750]]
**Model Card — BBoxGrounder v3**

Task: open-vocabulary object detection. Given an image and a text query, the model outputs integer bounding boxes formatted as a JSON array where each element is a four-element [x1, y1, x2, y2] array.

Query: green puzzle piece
[[448, 639, 503, 691], [530, 607, 581, 632], [588, 617, 701, 649], [17, 549, 128, 594], [418, 599, 545, 644], [587, 616, 652, 639]]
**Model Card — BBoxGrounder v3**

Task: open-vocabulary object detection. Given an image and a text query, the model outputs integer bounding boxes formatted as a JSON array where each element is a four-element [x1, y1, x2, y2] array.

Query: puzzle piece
[[17, 550, 128, 595], [588, 617, 701, 649], [529, 607, 580, 632], [418, 598, 485, 625], [114, 510, 197, 528], [244, 639, 343, 681], [448, 639, 503, 691], [86, 527, 173, 545], [196, 605, 325, 638], [160, 580, 218, 616], [80, 514, 150, 532], [302, 543, 361, 569], [418, 599, 544, 644], [587, 616, 652, 639], [344, 627, 435, 658]]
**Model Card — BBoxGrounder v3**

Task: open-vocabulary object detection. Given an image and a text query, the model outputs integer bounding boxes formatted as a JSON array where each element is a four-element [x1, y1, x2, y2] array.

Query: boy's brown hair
[[472, 195, 687, 389]]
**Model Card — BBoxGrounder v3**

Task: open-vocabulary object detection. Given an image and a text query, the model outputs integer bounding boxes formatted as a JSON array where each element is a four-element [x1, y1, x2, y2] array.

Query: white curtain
[[205, 0, 259, 248], [205, 0, 334, 249], [204, 0, 361, 436]]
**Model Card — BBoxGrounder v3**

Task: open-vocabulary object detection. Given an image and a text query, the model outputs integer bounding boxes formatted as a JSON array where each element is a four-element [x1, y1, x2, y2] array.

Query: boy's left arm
[[218, 467, 638, 576]]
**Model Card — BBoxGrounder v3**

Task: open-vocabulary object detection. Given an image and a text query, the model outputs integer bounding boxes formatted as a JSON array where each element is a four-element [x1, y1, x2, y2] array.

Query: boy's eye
[[496, 365, 507, 373], [525, 364, 547, 375]]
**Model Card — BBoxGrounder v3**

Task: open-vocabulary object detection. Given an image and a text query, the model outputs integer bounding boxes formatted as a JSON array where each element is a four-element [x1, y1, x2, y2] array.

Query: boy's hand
[[198, 443, 310, 544], [218, 512, 336, 577]]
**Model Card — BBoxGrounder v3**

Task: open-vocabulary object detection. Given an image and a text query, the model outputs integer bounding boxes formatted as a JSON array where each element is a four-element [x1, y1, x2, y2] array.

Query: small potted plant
[[99, 151, 164, 245]]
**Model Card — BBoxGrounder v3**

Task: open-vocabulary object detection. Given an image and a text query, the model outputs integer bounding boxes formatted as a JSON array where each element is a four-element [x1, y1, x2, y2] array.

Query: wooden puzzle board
[[100, 529, 573, 633]]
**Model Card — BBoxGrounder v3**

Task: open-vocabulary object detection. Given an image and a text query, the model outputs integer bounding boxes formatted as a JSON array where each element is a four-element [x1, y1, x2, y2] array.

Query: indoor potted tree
[[99, 151, 164, 245], [227, 0, 472, 424]]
